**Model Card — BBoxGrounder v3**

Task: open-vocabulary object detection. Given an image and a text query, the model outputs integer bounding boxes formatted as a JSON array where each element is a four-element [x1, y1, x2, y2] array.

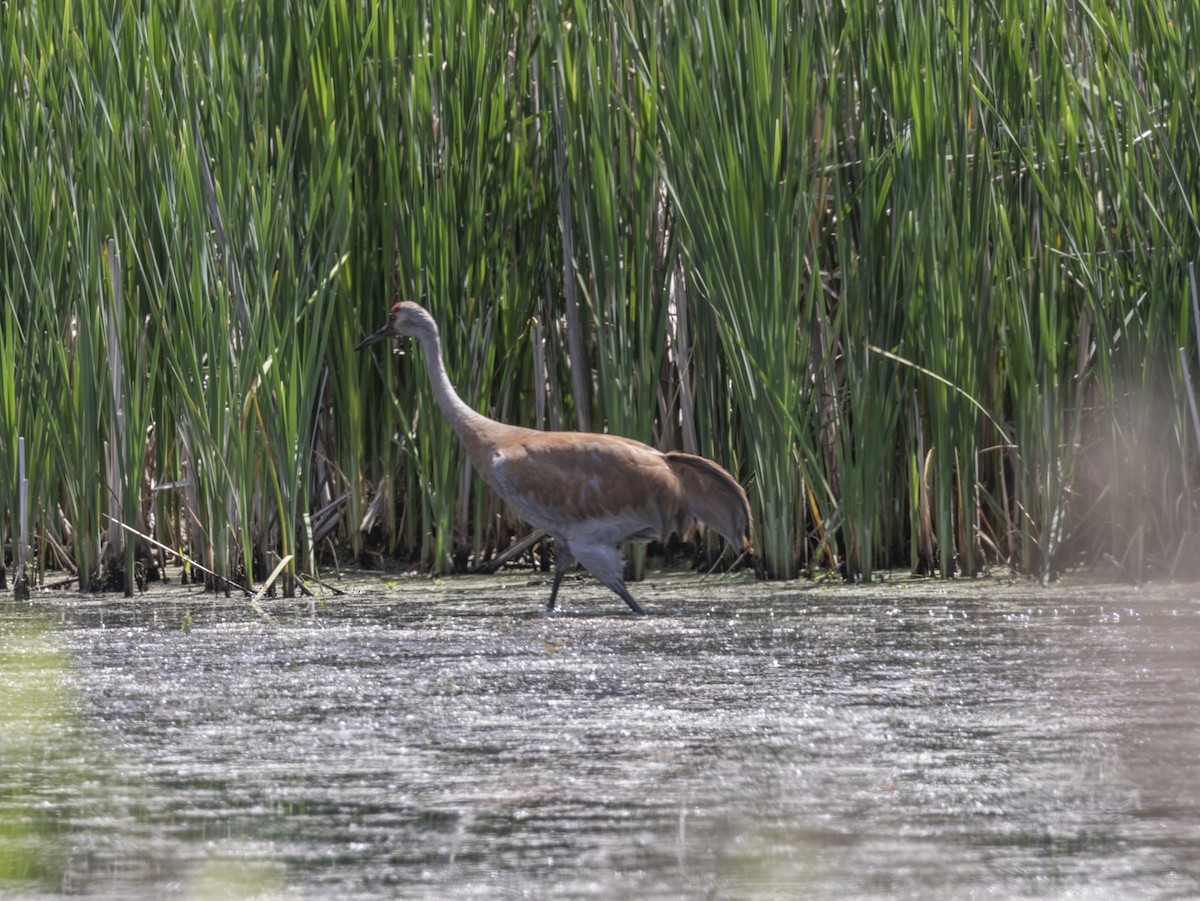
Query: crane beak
[[355, 324, 391, 351]]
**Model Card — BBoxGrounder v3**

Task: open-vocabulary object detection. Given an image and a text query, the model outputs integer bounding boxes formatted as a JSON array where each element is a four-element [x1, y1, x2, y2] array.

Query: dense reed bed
[[2, 0, 1198, 594]]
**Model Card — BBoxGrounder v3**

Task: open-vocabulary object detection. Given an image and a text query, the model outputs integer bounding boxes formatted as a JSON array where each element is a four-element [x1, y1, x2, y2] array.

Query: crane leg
[[547, 568, 564, 612], [547, 543, 575, 612], [611, 583, 646, 615], [572, 544, 647, 614]]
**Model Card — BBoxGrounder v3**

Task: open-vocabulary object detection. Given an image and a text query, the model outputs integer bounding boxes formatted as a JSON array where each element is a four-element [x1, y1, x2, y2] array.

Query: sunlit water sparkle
[[2, 572, 1198, 899]]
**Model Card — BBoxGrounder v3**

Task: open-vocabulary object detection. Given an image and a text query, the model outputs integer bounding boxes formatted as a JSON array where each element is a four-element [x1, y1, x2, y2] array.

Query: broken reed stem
[[102, 513, 250, 597]]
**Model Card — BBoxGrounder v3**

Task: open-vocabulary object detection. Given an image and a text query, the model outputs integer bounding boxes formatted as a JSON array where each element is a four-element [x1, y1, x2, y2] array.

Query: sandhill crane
[[357, 301, 753, 613]]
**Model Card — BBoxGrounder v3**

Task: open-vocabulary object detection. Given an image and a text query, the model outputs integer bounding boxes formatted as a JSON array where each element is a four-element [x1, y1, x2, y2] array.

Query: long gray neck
[[415, 326, 493, 448]]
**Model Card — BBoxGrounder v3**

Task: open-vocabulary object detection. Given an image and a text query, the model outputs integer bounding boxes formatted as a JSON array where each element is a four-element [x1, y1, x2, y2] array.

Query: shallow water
[[2, 571, 1199, 899]]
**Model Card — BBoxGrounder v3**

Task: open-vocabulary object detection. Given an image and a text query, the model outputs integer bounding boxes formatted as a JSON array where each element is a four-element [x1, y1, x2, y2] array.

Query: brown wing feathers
[[664, 451, 753, 551]]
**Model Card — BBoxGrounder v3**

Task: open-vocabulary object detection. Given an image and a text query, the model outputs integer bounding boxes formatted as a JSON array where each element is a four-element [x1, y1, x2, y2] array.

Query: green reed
[[547, 0, 676, 576], [3, 0, 1200, 592], [654, 0, 823, 579]]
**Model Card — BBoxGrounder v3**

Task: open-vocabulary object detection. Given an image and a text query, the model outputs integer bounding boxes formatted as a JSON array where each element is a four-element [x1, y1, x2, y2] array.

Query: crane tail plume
[[664, 451, 753, 552]]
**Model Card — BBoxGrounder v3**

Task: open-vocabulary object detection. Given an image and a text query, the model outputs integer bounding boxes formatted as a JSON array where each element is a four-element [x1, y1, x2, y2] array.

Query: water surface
[[2, 571, 1198, 899]]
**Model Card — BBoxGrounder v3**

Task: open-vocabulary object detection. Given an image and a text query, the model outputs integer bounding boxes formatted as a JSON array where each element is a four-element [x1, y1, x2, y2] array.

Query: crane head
[[356, 301, 433, 350]]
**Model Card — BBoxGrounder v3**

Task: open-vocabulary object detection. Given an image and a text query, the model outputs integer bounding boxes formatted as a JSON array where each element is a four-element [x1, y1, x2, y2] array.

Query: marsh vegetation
[[3, 0, 1200, 593]]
